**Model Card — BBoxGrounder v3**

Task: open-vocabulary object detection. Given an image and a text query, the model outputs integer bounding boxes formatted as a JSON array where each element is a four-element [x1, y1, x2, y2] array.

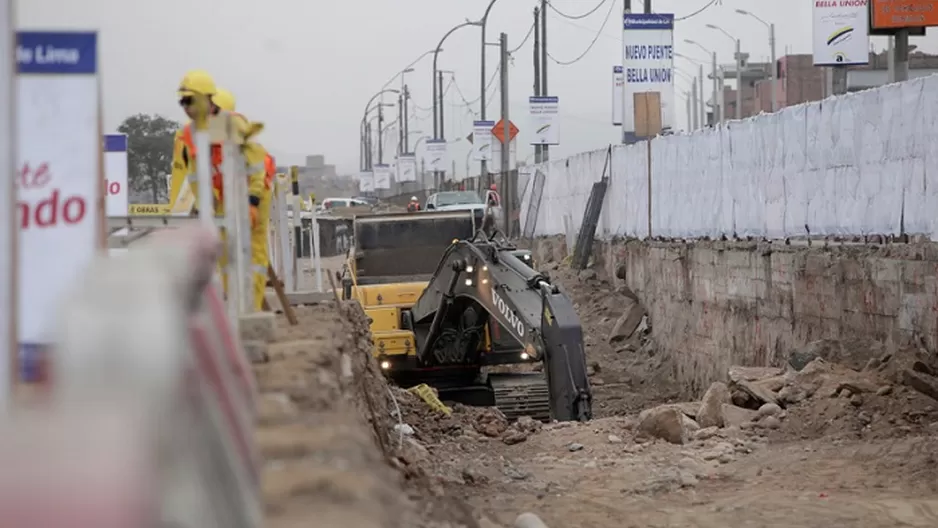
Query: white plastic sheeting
[[521, 74, 938, 239]]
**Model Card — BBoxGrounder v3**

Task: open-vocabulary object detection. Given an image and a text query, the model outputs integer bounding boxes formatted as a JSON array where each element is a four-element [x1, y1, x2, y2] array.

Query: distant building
[[275, 154, 354, 201], [702, 46, 938, 123]]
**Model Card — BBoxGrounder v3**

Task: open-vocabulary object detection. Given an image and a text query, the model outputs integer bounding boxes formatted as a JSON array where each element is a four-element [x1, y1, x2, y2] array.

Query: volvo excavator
[[340, 210, 591, 422]]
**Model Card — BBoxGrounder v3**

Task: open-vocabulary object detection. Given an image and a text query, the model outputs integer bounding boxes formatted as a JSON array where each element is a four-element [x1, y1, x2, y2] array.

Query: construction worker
[[406, 196, 420, 213], [210, 87, 275, 311], [171, 71, 268, 309]]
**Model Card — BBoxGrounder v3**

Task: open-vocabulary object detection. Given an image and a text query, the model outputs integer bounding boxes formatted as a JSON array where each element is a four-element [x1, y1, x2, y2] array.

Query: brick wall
[[536, 238, 938, 397]]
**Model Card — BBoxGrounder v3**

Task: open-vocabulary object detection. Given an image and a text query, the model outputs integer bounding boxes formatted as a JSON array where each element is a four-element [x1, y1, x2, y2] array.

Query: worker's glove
[[249, 205, 259, 228], [248, 194, 260, 228]]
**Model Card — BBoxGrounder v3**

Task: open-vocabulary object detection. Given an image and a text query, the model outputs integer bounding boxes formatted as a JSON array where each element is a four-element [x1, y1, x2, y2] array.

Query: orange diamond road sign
[[492, 119, 518, 143]]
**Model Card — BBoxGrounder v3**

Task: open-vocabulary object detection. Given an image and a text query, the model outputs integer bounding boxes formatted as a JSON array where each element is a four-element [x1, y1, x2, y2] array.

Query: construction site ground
[[253, 252, 938, 527]]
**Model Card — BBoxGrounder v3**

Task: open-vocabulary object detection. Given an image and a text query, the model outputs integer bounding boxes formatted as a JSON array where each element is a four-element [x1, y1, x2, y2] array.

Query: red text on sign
[[18, 190, 87, 229], [105, 179, 121, 195], [17, 163, 51, 189]]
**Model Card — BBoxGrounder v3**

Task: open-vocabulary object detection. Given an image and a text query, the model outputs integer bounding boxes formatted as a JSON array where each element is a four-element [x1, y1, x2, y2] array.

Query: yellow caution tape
[[407, 383, 452, 415], [129, 204, 171, 215]]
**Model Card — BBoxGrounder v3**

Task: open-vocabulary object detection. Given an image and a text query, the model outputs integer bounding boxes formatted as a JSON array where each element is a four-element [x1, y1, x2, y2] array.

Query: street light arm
[[432, 20, 482, 139], [684, 39, 711, 56], [706, 24, 736, 44], [735, 9, 770, 28], [361, 89, 400, 129]]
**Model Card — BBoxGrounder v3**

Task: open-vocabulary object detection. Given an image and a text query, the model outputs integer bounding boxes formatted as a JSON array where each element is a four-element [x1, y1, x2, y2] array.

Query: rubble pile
[[633, 342, 938, 445]]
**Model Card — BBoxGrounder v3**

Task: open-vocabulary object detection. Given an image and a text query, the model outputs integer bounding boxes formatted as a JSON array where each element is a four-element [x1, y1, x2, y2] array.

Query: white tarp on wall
[[521, 73, 938, 240]]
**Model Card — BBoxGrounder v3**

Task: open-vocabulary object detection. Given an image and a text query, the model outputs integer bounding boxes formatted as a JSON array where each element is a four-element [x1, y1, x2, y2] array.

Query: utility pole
[[500, 32, 510, 234], [698, 64, 705, 125], [397, 92, 404, 156], [734, 39, 742, 119], [685, 93, 691, 131], [403, 85, 410, 152], [436, 71, 445, 189], [711, 52, 720, 124], [894, 30, 909, 82], [644, 0, 651, 13], [691, 80, 698, 129], [533, 6, 541, 164], [540, 0, 549, 162], [377, 104, 384, 163], [769, 23, 777, 112]]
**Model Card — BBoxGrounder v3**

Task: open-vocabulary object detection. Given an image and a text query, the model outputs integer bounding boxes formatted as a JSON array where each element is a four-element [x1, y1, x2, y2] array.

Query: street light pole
[[480, 0, 498, 180], [698, 64, 705, 125], [432, 21, 482, 186], [706, 24, 741, 120], [736, 10, 777, 112], [685, 40, 718, 126], [360, 89, 400, 169]]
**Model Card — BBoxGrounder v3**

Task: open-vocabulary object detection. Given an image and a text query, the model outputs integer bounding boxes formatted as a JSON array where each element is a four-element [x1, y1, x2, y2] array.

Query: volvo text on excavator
[[340, 210, 591, 421]]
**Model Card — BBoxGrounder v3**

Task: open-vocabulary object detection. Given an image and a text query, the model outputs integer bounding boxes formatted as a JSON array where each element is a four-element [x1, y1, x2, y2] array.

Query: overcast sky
[[18, 0, 936, 177]]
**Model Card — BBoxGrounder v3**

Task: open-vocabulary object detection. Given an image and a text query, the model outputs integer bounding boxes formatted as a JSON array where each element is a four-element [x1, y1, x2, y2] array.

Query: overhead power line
[[675, 0, 720, 21], [547, 0, 608, 20], [547, 0, 616, 65], [509, 22, 536, 54]]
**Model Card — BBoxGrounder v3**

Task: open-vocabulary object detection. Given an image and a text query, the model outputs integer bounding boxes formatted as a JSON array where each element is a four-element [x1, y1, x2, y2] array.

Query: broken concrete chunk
[[607, 300, 645, 343], [728, 366, 784, 383], [697, 382, 731, 428], [756, 403, 782, 419], [901, 369, 938, 401], [721, 404, 758, 428], [754, 375, 788, 393], [638, 406, 691, 444], [734, 379, 780, 407], [638, 402, 699, 422], [515, 512, 550, 528]]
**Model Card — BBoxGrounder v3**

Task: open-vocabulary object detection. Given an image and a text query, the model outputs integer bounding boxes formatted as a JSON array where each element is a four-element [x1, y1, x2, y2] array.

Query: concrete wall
[[536, 237, 938, 397]]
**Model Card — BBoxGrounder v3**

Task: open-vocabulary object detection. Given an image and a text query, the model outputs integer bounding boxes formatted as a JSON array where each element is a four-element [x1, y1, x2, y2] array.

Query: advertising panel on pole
[[103, 134, 128, 216], [373, 164, 391, 189], [472, 121, 494, 161], [1, 0, 14, 405], [529, 96, 559, 145], [16, 30, 101, 382], [612, 66, 624, 126], [871, 0, 938, 29], [358, 171, 374, 192], [813, 0, 870, 65], [489, 138, 517, 172], [424, 139, 447, 172], [396, 153, 417, 182], [621, 13, 675, 136]]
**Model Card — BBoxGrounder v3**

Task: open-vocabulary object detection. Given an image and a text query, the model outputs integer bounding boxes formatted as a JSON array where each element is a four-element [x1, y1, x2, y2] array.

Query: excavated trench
[[252, 245, 938, 527], [252, 302, 480, 528]]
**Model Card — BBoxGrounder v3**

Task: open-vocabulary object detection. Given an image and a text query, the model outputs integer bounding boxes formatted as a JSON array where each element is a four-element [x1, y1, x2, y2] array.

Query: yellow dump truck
[[339, 210, 591, 422]]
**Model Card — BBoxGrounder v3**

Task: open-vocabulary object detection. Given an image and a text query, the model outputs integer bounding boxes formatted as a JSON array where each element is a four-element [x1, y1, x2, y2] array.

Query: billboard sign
[[103, 134, 129, 216], [621, 13, 675, 135], [529, 96, 559, 145], [813, 0, 871, 65], [870, 0, 938, 29]]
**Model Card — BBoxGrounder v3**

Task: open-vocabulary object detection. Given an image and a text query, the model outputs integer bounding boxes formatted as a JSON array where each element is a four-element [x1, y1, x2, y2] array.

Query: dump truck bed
[[351, 210, 479, 284]]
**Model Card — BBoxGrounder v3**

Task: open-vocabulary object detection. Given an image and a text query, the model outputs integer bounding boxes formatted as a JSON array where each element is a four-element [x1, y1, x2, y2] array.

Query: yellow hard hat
[[177, 69, 216, 98], [212, 88, 236, 111]]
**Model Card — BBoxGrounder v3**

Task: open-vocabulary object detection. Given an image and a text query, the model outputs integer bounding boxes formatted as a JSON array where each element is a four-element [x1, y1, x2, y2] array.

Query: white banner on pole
[[489, 138, 517, 172], [373, 164, 391, 189], [103, 134, 128, 217], [472, 121, 494, 161], [358, 171, 374, 192], [612, 66, 624, 126], [424, 140, 447, 172], [812, 0, 870, 66], [17, 30, 101, 380], [0, 0, 13, 405], [621, 13, 675, 135], [529, 96, 559, 145], [396, 153, 417, 182]]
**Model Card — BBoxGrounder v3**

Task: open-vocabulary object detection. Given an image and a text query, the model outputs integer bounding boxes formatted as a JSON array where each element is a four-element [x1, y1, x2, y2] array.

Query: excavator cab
[[341, 210, 591, 422]]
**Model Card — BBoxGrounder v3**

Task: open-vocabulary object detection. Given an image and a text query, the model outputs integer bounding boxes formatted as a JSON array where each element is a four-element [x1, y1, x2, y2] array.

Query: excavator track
[[489, 372, 552, 422]]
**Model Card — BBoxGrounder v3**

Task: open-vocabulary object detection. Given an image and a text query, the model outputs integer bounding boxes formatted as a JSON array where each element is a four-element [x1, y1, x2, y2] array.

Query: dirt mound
[[255, 303, 482, 528]]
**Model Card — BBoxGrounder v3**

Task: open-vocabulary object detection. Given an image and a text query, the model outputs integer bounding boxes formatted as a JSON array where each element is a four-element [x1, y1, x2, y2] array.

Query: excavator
[[340, 210, 592, 422]]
